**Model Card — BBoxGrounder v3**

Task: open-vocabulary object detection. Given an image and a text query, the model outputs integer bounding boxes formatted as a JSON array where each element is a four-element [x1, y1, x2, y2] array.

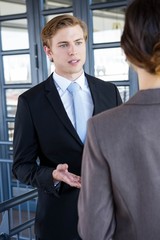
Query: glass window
[[46, 57, 55, 75], [0, 0, 26, 15], [92, 0, 121, 3], [118, 86, 129, 103], [43, 0, 72, 9], [7, 122, 14, 142], [3, 54, 31, 84], [94, 48, 128, 81], [93, 8, 125, 43], [5, 89, 28, 118], [45, 12, 72, 23], [1, 19, 29, 51]]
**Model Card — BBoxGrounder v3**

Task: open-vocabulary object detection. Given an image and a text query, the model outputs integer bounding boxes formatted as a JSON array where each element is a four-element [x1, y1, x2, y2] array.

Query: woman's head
[[121, 0, 160, 75], [41, 14, 88, 48]]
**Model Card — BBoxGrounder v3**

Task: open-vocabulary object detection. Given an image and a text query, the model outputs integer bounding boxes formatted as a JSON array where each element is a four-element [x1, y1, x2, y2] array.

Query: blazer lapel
[[44, 75, 83, 145], [86, 74, 103, 116]]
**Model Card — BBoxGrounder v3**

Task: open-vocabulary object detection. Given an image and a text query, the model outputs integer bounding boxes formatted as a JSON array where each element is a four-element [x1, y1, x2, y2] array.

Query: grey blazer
[[78, 88, 160, 240]]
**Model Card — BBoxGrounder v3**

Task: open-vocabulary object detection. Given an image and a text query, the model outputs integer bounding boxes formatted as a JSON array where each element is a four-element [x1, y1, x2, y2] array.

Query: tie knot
[[68, 82, 80, 94]]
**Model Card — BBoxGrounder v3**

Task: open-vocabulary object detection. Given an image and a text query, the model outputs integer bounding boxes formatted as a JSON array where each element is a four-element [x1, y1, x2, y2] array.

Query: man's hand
[[52, 164, 81, 188]]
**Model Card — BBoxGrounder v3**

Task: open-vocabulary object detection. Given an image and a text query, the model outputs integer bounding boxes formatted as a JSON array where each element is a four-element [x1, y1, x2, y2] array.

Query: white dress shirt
[[53, 71, 94, 128]]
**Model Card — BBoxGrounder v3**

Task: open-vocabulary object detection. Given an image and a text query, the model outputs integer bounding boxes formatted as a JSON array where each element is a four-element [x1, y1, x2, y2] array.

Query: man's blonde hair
[[41, 14, 88, 48]]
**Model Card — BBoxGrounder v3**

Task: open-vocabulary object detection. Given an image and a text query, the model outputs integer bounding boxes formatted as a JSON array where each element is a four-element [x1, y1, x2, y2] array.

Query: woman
[[78, 0, 160, 239]]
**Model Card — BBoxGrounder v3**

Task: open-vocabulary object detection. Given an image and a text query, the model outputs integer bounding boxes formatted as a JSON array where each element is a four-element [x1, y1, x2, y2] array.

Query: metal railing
[[0, 141, 38, 240], [0, 189, 38, 240]]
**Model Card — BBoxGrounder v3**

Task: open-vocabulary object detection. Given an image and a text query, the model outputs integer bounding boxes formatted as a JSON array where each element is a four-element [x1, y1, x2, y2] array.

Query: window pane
[[43, 0, 72, 9], [45, 12, 72, 23], [7, 122, 14, 142], [94, 48, 128, 81], [0, 0, 26, 15], [93, 8, 125, 43], [92, 0, 120, 3], [118, 86, 129, 103], [46, 57, 55, 75], [1, 19, 29, 51], [3, 55, 31, 84], [5, 89, 28, 118]]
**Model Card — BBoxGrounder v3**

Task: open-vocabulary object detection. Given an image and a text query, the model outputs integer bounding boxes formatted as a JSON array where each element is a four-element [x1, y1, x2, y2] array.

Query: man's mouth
[[68, 59, 80, 64]]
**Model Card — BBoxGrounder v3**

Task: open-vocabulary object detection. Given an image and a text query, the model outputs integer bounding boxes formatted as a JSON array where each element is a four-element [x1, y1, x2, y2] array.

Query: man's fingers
[[52, 164, 81, 188], [57, 163, 68, 171]]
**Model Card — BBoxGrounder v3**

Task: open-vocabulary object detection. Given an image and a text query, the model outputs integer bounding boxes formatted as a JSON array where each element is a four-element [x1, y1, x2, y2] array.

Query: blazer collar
[[126, 88, 160, 105]]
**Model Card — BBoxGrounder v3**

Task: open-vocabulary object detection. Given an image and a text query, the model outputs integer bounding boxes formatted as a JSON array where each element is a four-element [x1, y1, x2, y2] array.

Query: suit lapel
[[44, 75, 83, 145], [86, 73, 103, 116]]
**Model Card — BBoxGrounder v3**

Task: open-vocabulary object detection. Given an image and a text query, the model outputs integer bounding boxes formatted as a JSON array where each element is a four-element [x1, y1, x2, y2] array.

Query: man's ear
[[43, 46, 53, 62]]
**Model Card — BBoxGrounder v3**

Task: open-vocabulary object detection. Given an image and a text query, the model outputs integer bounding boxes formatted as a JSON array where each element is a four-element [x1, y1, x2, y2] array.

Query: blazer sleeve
[[12, 95, 58, 196], [78, 118, 116, 240]]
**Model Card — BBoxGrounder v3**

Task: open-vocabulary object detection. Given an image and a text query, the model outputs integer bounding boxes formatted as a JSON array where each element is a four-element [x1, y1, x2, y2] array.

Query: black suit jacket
[[12, 73, 122, 240]]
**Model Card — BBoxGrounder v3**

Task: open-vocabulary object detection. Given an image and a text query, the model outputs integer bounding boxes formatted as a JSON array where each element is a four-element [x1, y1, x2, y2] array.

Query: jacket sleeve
[[12, 95, 59, 196]]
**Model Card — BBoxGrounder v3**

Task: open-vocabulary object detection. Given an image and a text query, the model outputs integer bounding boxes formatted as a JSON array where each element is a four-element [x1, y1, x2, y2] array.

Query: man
[[78, 0, 160, 239], [12, 14, 122, 240]]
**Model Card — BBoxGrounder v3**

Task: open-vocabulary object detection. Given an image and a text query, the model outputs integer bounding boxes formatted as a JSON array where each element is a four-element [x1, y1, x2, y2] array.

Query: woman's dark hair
[[121, 0, 160, 75]]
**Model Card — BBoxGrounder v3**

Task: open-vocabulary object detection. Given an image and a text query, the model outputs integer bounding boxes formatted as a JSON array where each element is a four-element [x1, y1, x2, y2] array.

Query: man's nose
[[68, 44, 77, 55]]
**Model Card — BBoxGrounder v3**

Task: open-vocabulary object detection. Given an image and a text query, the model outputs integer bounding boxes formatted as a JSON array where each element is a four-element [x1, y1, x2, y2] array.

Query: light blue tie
[[68, 82, 86, 143]]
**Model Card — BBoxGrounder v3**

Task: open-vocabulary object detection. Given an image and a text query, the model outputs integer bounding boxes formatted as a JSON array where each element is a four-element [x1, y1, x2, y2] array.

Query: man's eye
[[59, 44, 68, 48], [76, 42, 82, 45]]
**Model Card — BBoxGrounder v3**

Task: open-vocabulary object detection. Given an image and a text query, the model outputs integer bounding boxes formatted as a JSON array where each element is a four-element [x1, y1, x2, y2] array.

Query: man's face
[[45, 25, 86, 80]]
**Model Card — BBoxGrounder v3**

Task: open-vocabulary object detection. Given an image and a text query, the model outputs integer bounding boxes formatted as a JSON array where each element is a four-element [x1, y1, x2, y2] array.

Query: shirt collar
[[53, 71, 87, 92]]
